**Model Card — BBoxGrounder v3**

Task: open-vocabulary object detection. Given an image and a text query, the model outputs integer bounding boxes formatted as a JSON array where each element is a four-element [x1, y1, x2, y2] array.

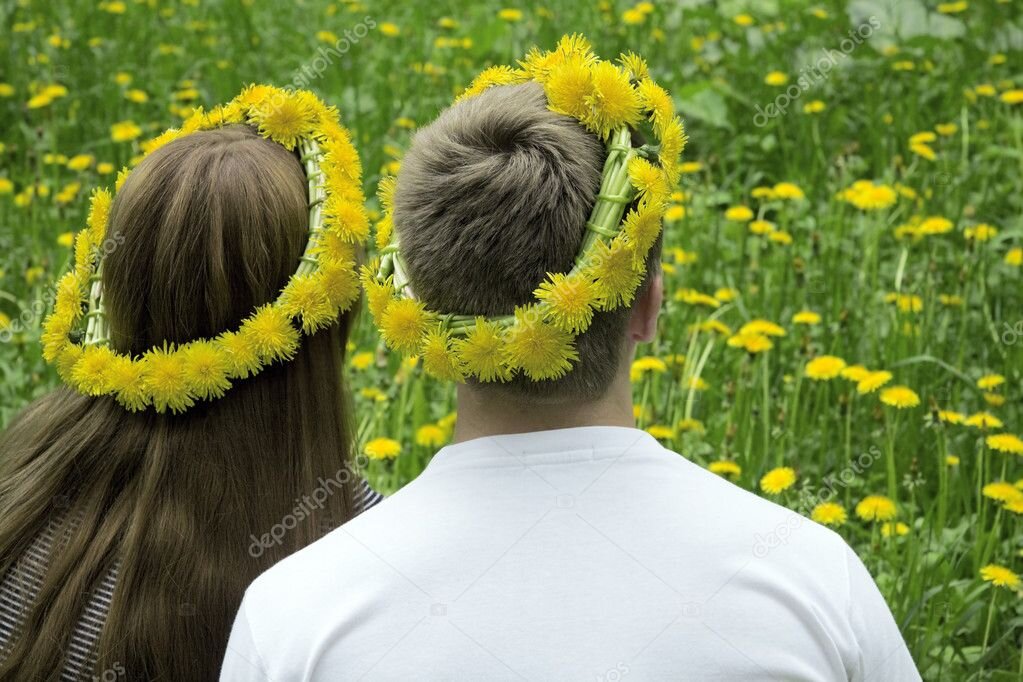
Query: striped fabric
[[0, 479, 383, 679]]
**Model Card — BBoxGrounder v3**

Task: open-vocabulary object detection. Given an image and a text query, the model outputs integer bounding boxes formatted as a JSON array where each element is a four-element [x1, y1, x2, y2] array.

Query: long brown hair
[[0, 125, 359, 679]]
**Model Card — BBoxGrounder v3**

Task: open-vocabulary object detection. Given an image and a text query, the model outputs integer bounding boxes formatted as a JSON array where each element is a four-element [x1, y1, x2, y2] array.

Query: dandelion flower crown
[[367, 35, 686, 382], [41, 85, 368, 413]]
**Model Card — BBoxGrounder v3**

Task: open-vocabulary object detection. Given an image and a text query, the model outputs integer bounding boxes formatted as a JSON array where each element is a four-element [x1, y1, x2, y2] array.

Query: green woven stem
[[576, 126, 637, 265], [84, 263, 109, 347], [297, 139, 325, 278]]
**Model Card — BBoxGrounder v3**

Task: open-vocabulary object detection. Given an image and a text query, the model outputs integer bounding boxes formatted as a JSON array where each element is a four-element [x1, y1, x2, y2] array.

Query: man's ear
[[628, 270, 663, 343]]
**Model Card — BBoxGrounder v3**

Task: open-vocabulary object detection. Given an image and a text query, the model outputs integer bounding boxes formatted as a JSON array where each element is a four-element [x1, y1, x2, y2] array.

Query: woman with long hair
[[0, 87, 377, 680]]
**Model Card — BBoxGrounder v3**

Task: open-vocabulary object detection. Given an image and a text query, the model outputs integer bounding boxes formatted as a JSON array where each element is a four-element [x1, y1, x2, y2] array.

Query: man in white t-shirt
[[222, 71, 920, 681]]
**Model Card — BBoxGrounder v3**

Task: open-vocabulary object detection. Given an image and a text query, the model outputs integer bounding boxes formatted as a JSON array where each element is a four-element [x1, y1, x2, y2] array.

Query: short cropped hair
[[393, 82, 656, 402]]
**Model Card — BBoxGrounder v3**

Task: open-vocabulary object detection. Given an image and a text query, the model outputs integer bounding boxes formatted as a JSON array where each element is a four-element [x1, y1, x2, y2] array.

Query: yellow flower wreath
[[367, 35, 686, 382], [42, 85, 367, 413]]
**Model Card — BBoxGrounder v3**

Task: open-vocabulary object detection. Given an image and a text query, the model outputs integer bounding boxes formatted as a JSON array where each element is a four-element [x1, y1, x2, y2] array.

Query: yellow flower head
[[856, 495, 897, 522], [248, 89, 318, 150], [534, 271, 598, 334], [879, 385, 920, 409], [416, 424, 447, 448], [69, 345, 117, 396], [987, 433, 1023, 455], [241, 305, 300, 363], [708, 460, 741, 478], [977, 373, 1005, 390], [805, 355, 846, 380], [503, 308, 579, 380], [792, 310, 821, 325], [583, 61, 643, 139], [453, 318, 510, 382], [143, 346, 195, 414], [420, 328, 464, 382], [588, 238, 643, 309], [365, 437, 401, 460], [760, 467, 797, 495], [980, 564, 1020, 589], [966, 412, 1004, 429], [380, 298, 432, 354], [857, 370, 892, 394], [811, 502, 847, 526]]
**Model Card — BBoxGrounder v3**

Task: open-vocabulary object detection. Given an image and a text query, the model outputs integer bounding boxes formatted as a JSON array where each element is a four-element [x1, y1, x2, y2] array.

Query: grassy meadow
[[1, 0, 1022, 677]]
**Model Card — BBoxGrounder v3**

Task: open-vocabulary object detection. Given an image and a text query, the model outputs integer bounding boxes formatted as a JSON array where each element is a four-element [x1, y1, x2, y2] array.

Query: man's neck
[[451, 369, 635, 444]]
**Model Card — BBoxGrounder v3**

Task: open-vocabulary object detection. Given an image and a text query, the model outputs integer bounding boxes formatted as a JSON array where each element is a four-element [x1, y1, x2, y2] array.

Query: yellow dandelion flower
[[421, 328, 464, 382], [181, 340, 232, 400], [677, 418, 704, 433], [739, 319, 785, 337], [621, 201, 664, 257], [938, 410, 965, 424], [724, 205, 754, 222], [946, 455, 960, 466], [365, 437, 401, 460], [322, 196, 370, 244], [453, 318, 510, 382], [773, 182, 805, 200], [760, 467, 797, 495], [1005, 247, 1022, 266], [278, 273, 333, 333], [217, 330, 262, 379], [749, 220, 775, 235], [535, 271, 598, 334], [110, 120, 142, 142], [458, 65, 527, 101], [241, 305, 300, 363], [964, 223, 997, 241], [676, 289, 720, 308], [588, 238, 643, 309], [856, 495, 897, 522], [983, 392, 1006, 407], [248, 91, 316, 150], [316, 259, 360, 312], [380, 298, 432, 354], [980, 564, 1020, 589], [792, 310, 821, 325], [503, 308, 579, 380], [881, 521, 910, 537], [982, 482, 1023, 504], [708, 460, 741, 478], [839, 364, 870, 382], [811, 502, 847, 527], [626, 157, 669, 203], [966, 412, 1004, 429], [636, 78, 673, 127], [727, 331, 773, 354], [986, 433, 1023, 454], [880, 385, 920, 409], [105, 355, 149, 412], [646, 425, 675, 440], [630, 356, 667, 382], [618, 52, 649, 81], [69, 345, 117, 396], [416, 424, 447, 447], [544, 55, 594, 120], [977, 374, 1005, 390], [87, 188, 112, 243], [857, 370, 892, 394], [805, 355, 846, 380], [143, 346, 195, 414]]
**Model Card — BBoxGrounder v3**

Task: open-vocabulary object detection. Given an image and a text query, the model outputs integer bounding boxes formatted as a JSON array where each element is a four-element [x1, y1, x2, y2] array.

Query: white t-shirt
[[221, 427, 920, 681]]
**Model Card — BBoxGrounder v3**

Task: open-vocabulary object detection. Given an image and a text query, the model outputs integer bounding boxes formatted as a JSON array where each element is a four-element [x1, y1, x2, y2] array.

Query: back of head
[[0, 125, 357, 679], [395, 82, 644, 402]]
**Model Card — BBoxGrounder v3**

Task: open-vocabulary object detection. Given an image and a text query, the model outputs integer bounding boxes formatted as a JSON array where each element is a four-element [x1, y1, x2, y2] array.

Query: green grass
[[2, 0, 1021, 677]]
